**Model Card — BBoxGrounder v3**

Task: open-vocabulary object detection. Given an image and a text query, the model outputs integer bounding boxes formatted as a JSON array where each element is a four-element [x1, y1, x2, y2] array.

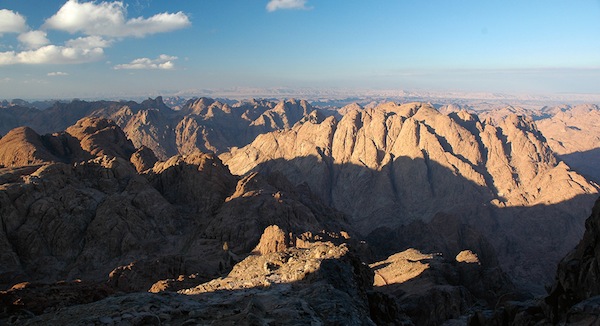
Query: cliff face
[[222, 102, 599, 288], [0, 114, 520, 325], [546, 196, 600, 323]]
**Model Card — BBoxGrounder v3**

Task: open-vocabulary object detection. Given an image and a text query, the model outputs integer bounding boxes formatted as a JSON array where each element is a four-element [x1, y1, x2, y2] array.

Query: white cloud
[[0, 52, 18, 65], [65, 35, 112, 49], [266, 0, 311, 12], [113, 54, 177, 70], [47, 71, 69, 76], [0, 9, 28, 34], [43, 0, 191, 38], [0, 45, 104, 65], [18, 31, 50, 49], [0, 2, 188, 67]]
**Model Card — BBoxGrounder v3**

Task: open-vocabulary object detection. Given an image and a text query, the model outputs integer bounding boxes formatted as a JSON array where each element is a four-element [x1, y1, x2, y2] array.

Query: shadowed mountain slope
[[222, 102, 599, 290], [546, 196, 600, 323]]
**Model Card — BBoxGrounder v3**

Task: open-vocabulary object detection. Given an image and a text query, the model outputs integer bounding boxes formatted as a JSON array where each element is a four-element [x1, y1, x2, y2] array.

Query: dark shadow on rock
[[0, 154, 356, 295], [559, 148, 600, 183], [1, 243, 393, 325], [0, 239, 523, 325], [248, 155, 598, 294]]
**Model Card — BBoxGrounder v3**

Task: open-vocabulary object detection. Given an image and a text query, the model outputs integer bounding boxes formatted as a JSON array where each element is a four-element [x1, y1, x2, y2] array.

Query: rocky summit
[[0, 98, 598, 325]]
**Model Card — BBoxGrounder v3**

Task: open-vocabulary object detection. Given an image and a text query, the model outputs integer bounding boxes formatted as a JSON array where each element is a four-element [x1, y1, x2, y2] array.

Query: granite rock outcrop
[[222, 102, 599, 289]]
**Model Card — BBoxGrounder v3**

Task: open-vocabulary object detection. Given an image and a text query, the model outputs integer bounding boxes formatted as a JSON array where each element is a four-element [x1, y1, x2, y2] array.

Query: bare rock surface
[[455, 250, 480, 264], [12, 236, 380, 326], [252, 224, 290, 255], [0, 117, 136, 168], [65, 117, 136, 160], [535, 104, 600, 182], [0, 127, 59, 167], [129, 145, 158, 172], [1, 98, 599, 324], [147, 153, 238, 214], [222, 102, 599, 289], [370, 248, 514, 325], [0, 119, 360, 326], [467, 195, 600, 325], [0, 157, 346, 292], [0, 280, 115, 318], [546, 196, 600, 323], [477, 103, 600, 182]]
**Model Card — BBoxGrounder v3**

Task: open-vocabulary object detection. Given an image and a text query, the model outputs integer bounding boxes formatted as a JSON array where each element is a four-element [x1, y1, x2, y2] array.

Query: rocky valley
[[0, 97, 598, 325]]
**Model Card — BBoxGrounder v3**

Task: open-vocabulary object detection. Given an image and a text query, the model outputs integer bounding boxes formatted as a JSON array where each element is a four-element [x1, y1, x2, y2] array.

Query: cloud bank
[[0, 46, 104, 65], [17, 31, 50, 49], [44, 0, 191, 38], [0, 9, 27, 34], [266, 0, 311, 12], [113, 54, 177, 70], [47, 72, 69, 76], [0, 1, 191, 66]]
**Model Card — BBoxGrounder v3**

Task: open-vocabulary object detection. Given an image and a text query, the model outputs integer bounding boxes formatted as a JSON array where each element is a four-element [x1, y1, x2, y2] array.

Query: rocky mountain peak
[[0, 126, 58, 167], [138, 96, 170, 112], [66, 117, 136, 160], [223, 101, 598, 289], [148, 153, 237, 213], [182, 97, 216, 115], [0, 117, 139, 168]]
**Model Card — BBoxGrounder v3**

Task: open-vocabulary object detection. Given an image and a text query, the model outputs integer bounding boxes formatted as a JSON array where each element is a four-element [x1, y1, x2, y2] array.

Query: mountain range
[[0, 97, 599, 324]]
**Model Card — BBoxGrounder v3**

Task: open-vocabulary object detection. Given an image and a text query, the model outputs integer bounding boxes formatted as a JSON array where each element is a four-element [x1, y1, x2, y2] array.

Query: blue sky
[[0, 0, 599, 99]]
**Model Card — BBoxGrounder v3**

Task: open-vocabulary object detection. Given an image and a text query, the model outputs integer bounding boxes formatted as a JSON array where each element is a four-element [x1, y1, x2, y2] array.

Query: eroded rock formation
[[222, 102, 598, 288]]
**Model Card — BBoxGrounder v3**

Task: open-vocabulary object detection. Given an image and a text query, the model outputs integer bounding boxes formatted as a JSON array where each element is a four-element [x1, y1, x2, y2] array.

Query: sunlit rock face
[[476, 103, 600, 183], [534, 104, 600, 183], [223, 102, 599, 289], [370, 247, 513, 325], [0, 117, 135, 168]]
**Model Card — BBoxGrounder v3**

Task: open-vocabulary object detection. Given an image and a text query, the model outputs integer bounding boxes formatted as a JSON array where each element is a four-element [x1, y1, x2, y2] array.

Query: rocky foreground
[[2, 224, 517, 325], [4, 198, 600, 325]]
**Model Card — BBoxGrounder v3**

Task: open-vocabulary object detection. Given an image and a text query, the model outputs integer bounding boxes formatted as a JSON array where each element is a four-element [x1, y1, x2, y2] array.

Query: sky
[[0, 0, 599, 99]]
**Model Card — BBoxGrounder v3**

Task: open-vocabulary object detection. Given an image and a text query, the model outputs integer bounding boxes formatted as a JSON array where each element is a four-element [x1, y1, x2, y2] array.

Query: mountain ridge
[[222, 101, 598, 289]]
